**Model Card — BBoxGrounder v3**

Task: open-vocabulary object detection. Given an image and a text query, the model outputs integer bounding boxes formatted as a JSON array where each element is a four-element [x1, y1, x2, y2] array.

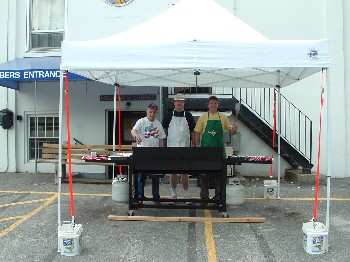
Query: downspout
[[7, 0, 10, 62], [64, 0, 68, 39], [1, 91, 10, 172], [1, 0, 11, 172]]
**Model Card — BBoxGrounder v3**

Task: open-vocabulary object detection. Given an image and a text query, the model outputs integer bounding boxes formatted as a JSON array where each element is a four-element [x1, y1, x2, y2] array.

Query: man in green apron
[[194, 96, 238, 204]]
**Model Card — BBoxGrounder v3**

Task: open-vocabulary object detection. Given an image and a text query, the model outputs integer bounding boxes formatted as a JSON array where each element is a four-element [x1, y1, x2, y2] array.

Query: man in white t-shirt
[[131, 103, 166, 205]]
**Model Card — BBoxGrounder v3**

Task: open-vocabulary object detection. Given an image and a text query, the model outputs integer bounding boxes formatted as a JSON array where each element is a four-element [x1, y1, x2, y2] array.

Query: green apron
[[201, 113, 226, 158]]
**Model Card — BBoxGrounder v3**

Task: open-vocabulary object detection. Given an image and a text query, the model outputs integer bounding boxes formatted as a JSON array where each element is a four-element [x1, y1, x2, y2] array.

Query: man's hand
[[230, 123, 238, 134], [135, 134, 142, 144]]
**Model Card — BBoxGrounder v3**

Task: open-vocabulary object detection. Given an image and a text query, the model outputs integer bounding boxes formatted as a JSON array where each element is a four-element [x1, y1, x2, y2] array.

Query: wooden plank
[[62, 178, 112, 184], [107, 215, 266, 223], [36, 160, 61, 164], [42, 143, 132, 150], [38, 160, 115, 166]]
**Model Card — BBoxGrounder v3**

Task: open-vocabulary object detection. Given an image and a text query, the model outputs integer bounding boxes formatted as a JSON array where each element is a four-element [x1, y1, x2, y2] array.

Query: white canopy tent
[[59, 0, 331, 231], [61, 0, 329, 88]]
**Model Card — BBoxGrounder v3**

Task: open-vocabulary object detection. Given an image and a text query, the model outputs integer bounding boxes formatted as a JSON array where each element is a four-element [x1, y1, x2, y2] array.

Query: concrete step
[[284, 169, 326, 186]]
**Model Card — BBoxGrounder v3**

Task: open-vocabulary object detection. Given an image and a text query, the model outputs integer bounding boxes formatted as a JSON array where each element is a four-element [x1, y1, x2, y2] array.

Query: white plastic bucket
[[112, 178, 129, 203], [302, 221, 328, 254], [58, 223, 83, 256], [226, 179, 245, 205], [263, 180, 277, 198]]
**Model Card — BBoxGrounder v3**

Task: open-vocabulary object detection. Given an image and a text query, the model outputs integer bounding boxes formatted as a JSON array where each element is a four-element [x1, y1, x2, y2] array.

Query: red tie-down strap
[[65, 71, 75, 218], [313, 69, 325, 222], [269, 88, 277, 178]]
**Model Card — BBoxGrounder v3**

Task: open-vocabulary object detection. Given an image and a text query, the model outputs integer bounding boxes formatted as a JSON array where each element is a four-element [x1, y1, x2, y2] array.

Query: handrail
[[239, 88, 312, 165], [163, 86, 313, 168]]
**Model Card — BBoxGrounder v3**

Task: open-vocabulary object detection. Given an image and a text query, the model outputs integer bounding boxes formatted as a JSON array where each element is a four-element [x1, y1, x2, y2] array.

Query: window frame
[[27, 113, 59, 161], [26, 0, 66, 52]]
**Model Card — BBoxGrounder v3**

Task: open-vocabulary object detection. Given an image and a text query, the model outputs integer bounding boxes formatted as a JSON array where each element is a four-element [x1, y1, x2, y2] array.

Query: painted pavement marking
[[204, 209, 218, 262], [0, 193, 57, 238], [1, 189, 349, 262]]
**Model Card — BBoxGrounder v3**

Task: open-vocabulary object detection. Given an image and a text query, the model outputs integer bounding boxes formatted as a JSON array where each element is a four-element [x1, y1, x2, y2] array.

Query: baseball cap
[[147, 103, 158, 110], [173, 94, 185, 101]]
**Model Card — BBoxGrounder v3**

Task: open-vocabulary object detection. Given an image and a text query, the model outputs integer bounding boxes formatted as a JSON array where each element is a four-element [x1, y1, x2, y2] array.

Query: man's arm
[[193, 132, 200, 147], [130, 128, 138, 138], [159, 138, 165, 147]]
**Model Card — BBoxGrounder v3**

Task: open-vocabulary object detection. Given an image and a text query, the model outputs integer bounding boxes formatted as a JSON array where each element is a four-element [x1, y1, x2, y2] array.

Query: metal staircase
[[162, 87, 314, 173], [236, 88, 313, 173]]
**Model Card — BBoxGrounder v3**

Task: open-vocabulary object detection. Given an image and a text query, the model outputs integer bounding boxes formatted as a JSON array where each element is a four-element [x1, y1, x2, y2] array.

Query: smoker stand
[[129, 147, 228, 217]]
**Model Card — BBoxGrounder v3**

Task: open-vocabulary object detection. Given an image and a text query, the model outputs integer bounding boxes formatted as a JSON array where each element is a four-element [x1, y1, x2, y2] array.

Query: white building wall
[[344, 1, 350, 177], [0, 0, 348, 177], [324, 0, 346, 178], [15, 81, 160, 174], [0, 0, 17, 172], [66, 0, 173, 40]]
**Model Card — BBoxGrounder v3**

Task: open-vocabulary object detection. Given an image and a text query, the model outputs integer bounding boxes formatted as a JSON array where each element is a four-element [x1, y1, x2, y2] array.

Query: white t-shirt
[[133, 117, 166, 147]]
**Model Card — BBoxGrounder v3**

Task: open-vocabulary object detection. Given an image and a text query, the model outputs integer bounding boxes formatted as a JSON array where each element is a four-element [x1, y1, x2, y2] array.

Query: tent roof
[[61, 0, 330, 88], [0, 57, 86, 90]]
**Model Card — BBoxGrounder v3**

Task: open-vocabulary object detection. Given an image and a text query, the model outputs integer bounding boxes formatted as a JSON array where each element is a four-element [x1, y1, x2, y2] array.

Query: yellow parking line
[[245, 197, 350, 201], [0, 215, 25, 222], [0, 193, 58, 238], [0, 198, 50, 207], [204, 209, 217, 262], [0, 190, 55, 195], [1, 190, 349, 200], [61, 192, 111, 197], [0, 190, 111, 197]]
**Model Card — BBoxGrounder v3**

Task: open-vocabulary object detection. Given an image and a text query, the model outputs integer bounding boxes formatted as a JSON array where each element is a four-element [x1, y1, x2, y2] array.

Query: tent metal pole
[[113, 84, 117, 153], [159, 86, 163, 121], [112, 84, 117, 178], [58, 71, 64, 233], [276, 72, 281, 198], [325, 68, 331, 229]]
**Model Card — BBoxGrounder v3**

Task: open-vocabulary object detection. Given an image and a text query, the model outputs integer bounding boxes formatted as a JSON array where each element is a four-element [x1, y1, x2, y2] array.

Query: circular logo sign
[[103, 0, 134, 7]]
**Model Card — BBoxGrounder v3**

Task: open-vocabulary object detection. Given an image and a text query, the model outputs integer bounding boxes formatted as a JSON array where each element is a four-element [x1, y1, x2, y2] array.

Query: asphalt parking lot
[[0, 172, 349, 262]]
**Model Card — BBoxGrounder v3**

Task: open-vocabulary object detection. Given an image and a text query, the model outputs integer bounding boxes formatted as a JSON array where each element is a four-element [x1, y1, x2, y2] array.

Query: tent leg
[[276, 72, 281, 198], [325, 68, 331, 229], [57, 71, 64, 251]]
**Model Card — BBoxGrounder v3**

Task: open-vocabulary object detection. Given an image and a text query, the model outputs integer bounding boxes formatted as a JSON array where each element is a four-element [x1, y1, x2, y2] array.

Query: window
[[174, 87, 212, 94], [29, 115, 59, 159], [29, 0, 65, 51]]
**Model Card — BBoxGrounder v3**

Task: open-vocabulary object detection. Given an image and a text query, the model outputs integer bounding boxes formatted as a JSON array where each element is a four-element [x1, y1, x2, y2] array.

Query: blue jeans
[[137, 173, 160, 200]]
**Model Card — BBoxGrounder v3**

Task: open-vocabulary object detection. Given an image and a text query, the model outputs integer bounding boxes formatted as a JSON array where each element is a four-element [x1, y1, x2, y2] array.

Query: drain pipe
[[0, 0, 11, 173]]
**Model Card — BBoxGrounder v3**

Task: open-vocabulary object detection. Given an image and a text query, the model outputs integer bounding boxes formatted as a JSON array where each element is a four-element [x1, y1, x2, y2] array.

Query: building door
[[107, 110, 145, 178]]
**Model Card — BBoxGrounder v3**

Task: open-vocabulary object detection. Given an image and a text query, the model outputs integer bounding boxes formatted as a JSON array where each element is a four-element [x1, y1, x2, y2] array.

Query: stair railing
[[239, 88, 312, 165]]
